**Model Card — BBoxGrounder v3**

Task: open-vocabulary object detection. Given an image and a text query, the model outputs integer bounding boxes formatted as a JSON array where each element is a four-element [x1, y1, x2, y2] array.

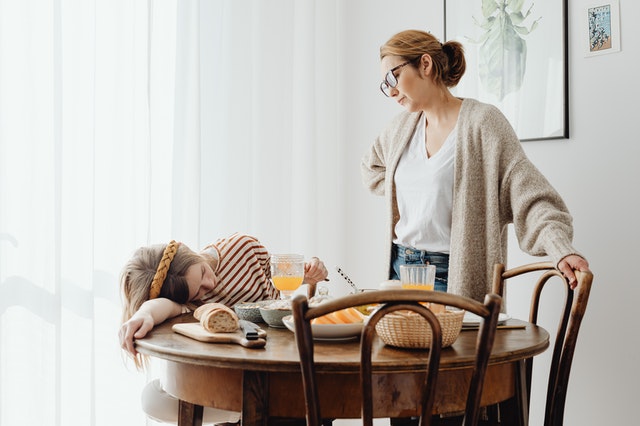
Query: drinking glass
[[400, 264, 436, 291], [270, 254, 305, 300]]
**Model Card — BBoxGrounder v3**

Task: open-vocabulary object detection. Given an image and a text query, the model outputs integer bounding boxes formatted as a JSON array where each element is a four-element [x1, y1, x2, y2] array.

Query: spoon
[[335, 266, 359, 294]]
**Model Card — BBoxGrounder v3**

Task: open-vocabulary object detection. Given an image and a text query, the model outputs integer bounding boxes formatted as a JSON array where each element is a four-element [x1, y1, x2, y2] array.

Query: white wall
[[339, 1, 639, 424]]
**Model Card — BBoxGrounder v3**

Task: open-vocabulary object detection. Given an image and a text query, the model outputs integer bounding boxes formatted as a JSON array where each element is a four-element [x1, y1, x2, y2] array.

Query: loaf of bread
[[194, 302, 239, 333]]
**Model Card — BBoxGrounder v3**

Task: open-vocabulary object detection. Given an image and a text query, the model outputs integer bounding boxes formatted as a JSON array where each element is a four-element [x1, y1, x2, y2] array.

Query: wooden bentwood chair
[[291, 290, 502, 426], [491, 262, 593, 426]]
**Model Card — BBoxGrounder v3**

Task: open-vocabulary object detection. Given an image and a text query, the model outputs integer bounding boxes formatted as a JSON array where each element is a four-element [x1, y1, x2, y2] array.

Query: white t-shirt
[[393, 114, 457, 253]]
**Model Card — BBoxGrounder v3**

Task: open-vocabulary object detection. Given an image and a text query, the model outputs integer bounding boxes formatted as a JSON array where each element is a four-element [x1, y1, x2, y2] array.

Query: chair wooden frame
[[292, 290, 502, 426], [492, 262, 593, 426]]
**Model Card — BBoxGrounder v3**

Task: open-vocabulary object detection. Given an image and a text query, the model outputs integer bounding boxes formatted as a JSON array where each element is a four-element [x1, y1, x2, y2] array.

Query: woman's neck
[[422, 91, 461, 127]]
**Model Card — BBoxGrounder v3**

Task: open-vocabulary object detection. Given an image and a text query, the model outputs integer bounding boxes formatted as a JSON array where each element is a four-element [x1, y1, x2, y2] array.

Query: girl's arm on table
[[119, 298, 184, 357]]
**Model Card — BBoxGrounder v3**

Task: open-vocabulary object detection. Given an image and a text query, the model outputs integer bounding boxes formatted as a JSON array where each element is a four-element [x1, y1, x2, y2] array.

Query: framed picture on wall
[[583, 0, 621, 57], [444, 0, 569, 141]]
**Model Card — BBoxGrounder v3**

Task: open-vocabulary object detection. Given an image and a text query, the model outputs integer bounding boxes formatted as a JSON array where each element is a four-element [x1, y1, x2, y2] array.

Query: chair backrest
[[291, 289, 502, 426], [491, 262, 593, 426]]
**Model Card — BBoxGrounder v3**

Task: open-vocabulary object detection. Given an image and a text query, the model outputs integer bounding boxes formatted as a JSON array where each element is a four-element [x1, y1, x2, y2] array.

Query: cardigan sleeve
[[483, 104, 578, 264], [361, 136, 388, 196], [361, 111, 421, 196], [501, 156, 577, 264]]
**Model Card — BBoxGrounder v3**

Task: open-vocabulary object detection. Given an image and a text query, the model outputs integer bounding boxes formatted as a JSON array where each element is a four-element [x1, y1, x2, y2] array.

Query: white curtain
[[0, 1, 346, 425], [196, 0, 347, 257]]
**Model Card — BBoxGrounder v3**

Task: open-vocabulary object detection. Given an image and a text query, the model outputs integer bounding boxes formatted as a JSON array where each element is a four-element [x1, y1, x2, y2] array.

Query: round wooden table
[[137, 314, 549, 426]]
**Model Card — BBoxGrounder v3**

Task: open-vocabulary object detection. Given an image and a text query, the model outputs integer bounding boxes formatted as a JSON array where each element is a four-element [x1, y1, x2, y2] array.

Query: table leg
[[242, 370, 270, 426], [178, 400, 204, 426], [497, 359, 528, 426]]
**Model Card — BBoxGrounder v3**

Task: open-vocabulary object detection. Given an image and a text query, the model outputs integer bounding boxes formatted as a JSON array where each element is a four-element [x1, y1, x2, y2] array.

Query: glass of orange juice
[[400, 264, 436, 291], [270, 254, 305, 299]]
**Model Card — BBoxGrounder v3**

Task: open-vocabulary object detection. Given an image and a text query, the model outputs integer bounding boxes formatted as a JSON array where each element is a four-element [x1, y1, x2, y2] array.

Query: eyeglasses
[[380, 59, 414, 97]]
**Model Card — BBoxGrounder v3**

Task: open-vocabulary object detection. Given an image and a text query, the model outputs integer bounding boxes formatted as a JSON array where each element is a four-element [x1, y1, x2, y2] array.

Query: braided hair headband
[[149, 240, 180, 299]]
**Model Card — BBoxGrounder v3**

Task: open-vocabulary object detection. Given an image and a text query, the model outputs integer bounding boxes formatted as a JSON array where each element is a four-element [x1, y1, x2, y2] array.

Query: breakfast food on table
[[194, 302, 239, 333], [262, 299, 292, 310], [311, 307, 365, 325]]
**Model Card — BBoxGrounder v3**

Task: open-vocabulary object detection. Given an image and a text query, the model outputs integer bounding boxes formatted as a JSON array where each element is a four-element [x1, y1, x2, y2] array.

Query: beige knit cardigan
[[361, 98, 580, 302]]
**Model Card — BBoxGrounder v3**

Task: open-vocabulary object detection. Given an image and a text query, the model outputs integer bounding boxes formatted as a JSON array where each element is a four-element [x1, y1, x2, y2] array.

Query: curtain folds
[[0, 1, 345, 425]]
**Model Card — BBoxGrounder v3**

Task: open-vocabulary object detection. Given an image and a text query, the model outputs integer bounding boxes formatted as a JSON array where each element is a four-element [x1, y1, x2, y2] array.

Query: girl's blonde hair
[[119, 243, 203, 368], [380, 29, 466, 88]]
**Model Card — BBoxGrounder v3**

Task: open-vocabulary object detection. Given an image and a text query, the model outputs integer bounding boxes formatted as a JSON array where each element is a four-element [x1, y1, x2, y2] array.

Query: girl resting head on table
[[119, 232, 328, 365], [118, 233, 328, 425]]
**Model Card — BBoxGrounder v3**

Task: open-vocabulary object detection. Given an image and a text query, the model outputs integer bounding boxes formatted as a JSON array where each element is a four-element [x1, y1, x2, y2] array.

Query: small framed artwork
[[444, 0, 568, 141], [583, 1, 621, 57]]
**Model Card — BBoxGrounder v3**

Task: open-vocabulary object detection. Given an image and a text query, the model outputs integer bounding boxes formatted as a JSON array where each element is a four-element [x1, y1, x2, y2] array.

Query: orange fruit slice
[[311, 307, 364, 324]]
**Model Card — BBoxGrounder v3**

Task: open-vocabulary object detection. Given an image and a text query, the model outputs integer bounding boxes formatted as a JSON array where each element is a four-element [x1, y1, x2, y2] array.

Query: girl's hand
[[118, 298, 183, 357], [119, 313, 154, 357], [303, 256, 329, 285]]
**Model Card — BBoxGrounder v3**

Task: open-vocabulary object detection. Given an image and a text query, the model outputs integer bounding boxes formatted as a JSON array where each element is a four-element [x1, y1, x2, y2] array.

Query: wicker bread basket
[[375, 309, 465, 349]]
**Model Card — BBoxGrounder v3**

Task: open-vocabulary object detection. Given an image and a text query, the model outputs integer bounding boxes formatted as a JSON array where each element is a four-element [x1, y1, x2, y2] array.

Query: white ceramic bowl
[[379, 280, 402, 290], [233, 300, 270, 323], [259, 306, 292, 328]]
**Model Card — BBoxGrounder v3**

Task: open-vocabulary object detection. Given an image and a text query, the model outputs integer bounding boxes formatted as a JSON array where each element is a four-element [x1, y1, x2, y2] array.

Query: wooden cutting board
[[172, 323, 267, 348]]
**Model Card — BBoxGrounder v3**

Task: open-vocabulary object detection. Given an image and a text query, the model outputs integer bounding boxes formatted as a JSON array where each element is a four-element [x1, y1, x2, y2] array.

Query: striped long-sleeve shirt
[[198, 233, 280, 307]]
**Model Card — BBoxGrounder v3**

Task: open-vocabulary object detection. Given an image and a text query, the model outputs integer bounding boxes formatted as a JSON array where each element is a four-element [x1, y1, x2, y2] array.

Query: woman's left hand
[[303, 256, 329, 285], [557, 254, 591, 290]]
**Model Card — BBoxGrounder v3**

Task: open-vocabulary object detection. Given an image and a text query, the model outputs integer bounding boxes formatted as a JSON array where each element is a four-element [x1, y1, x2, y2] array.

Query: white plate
[[282, 315, 363, 341], [462, 312, 511, 327]]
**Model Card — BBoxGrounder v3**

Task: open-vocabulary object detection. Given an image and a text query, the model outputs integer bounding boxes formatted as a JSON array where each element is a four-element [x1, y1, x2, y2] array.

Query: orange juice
[[401, 283, 434, 291], [400, 265, 436, 291], [272, 276, 304, 291]]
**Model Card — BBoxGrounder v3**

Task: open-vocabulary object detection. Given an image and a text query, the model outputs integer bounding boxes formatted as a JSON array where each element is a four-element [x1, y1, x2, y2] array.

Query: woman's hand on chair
[[557, 255, 591, 289]]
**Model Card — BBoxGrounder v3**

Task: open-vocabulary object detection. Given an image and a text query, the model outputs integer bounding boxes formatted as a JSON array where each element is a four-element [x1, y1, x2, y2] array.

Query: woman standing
[[362, 29, 589, 302]]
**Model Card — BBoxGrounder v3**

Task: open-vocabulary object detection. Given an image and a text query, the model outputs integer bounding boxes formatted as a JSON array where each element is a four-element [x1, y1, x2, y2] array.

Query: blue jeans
[[390, 244, 449, 292]]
